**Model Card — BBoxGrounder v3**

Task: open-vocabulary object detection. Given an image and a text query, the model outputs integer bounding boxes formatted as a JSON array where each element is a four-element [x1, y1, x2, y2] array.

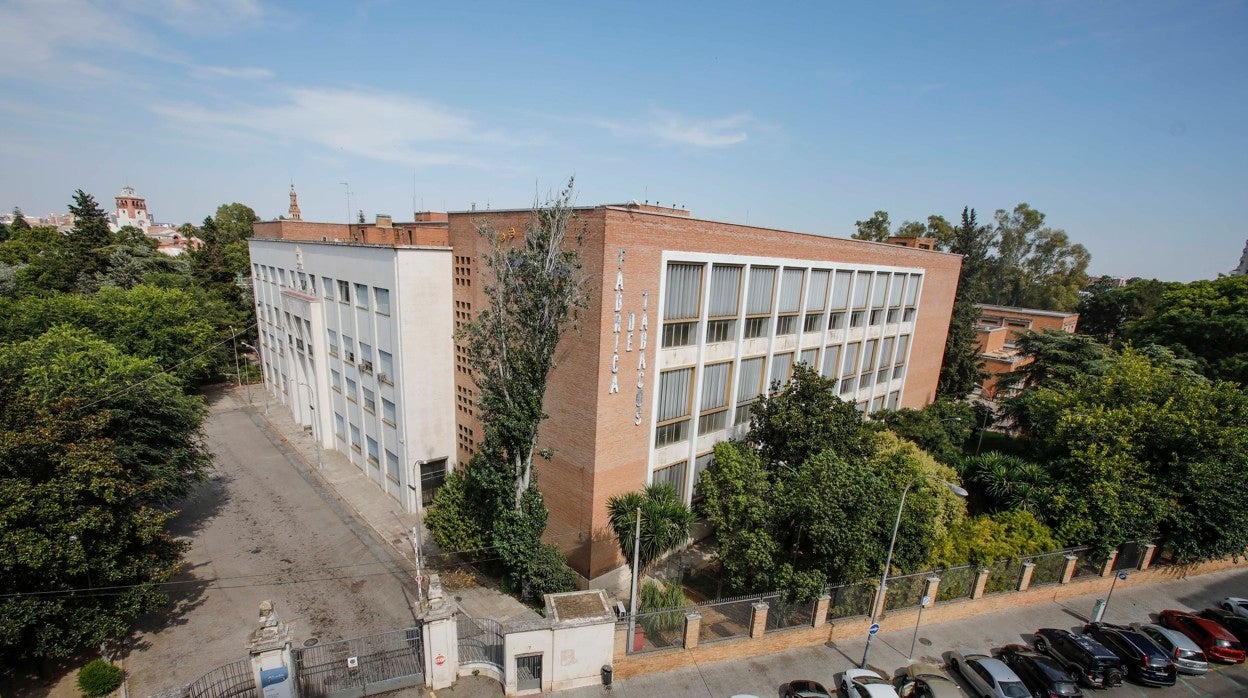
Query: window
[[830, 270, 852, 309], [800, 348, 818, 368], [359, 343, 374, 373], [803, 313, 824, 333], [652, 462, 687, 501], [355, 283, 369, 309], [776, 268, 803, 337], [363, 387, 376, 413], [374, 287, 390, 315], [850, 311, 865, 327], [735, 356, 764, 424], [323, 277, 335, 301], [697, 362, 731, 434], [693, 453, 715, 490], [655, 368, 693, 447], [335, 412, 346, 440], [707, 265, 741, 319], [382, 397, 396, 424], [297, 272, 307, 291], [887, 391, 901, 410], [880, 337, 895, 366], [705, 319, 736, 343], [851, 272, 869, 309], [904, 274, 922, 305], [862, 339, 878, 373], [903, 307, 917, 322], [327, 330, 339, 356], [870, 309, 885, 325], [871, 273, 889, 308], [745, 267, 775, 330], [379, 350, 394, 383], [343, 335, 355, 363], [769, 352, 793, 388], [662, 321, 697, 348], [829, 312, 847, 330], [350, 424, 362, 451], [743, 316, 771, 339], [337, 280, 351, 303], [385, 449, 400, 482], [887, 308, 900, 323], [366, 436, 379, 465], [331, 369, 342, 392], [775, 315, 797, 336], [842, 342, 860, 378], [346, 377, 358, 402], [806, 269, 830, 311], [895, 335, 910, 364], [889, 274, 905, 307]]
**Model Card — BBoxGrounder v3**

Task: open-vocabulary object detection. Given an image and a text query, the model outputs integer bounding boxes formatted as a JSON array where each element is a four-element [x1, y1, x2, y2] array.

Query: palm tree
[[967, 452, 1052, 515], [607, 483, 696, 577]]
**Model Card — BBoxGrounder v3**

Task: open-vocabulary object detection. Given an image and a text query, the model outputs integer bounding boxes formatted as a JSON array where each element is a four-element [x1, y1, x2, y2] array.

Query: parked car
[[1158, 609, 1245, 664], [1199, 607, 1248, 645], [998, 645, 1084, 697], [1131, 621, 1209, 674], [782, 679, 832, 698], [1031, 628, 1125, 688], [948, 651, 1029, 698], [1221, 597, 1248, 619], [841, 669, 901, 698], [1083, 623, 1176, 687], [898, 662, 969, 698]]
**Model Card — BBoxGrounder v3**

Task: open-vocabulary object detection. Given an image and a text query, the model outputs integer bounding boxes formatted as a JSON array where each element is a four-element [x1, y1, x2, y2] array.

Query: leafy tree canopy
[[1122, 274, 1248, 386], [607, 483, 695, 578], [867, 399, 974, 465], [1077, 278, 1179, 345], [747, 362, 870, 470]]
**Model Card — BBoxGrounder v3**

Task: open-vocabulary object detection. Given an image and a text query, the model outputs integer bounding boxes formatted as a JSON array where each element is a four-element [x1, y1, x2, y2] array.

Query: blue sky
[[1, 0, 1245, 281]]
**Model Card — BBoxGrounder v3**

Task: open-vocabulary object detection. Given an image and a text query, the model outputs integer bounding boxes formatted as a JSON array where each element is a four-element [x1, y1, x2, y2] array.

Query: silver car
[[899, 662, 969, 698], [1132, 623, 1208, 675], [948, 652, 1029, 698]]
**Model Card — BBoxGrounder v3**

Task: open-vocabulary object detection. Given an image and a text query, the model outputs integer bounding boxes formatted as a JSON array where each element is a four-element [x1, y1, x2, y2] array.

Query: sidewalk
[[234, 385, 539, 625], [556, 565, 1248, 697]]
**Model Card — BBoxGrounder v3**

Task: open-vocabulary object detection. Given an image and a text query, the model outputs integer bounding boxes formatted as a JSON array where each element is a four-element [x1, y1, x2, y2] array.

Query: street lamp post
[[861, 474, 968, 668], [296, 381, 323, 470]]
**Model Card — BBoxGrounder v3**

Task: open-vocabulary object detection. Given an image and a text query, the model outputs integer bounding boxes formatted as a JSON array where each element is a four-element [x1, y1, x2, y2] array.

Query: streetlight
[[295, 381, 323, 470], [861, 474, 968, 668]]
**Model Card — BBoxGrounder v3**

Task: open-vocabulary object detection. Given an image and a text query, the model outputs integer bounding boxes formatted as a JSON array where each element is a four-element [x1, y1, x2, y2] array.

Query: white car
[[948, 652, 1029, 698], [841, 668, 901, 698], [1221, 597, 1248, 619]]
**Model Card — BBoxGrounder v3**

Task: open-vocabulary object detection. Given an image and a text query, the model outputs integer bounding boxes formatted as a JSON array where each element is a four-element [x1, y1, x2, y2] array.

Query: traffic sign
[[869, 623, 881, 635], [346, 656, 359, 669], [1117, 570, 1128, 581], [920, 595, 931, 607], [435, 653, 446, 666]]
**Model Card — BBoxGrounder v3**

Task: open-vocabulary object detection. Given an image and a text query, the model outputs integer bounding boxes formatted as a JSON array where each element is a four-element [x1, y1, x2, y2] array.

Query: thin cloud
[[190, 65, 274, 80], [151, 87, 506, 167], [595, 109, 761, 148], [118, 0, 264, 33]]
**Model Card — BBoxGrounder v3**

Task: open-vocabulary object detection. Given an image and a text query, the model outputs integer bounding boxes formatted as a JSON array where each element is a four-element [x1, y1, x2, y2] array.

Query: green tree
[[607, 483, 695, 577], [746, 362, 870, 470], [938, 208, 993, 398], [988, 204, 1090, 311], [852, 210, 892, 242], [868, 399, 974, 465], [696, 442, 778, 593], [9, 207, 30, 231], [929, 510, 1060, 568], [1077, 278, 1178, 345], [962, 452, 1052, 515], [67, 190, 114, 290], [0, 224, 76, 295], [1002, 330, 1112, 393], [1122, 275, 1248, 386]]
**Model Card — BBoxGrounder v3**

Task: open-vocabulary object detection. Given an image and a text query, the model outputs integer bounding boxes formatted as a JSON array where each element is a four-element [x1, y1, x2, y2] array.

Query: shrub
[[638, 580, 689, 635], [77, 659, 123, 697], [522, 543, 576, 601], [425, 470, 486, 554]]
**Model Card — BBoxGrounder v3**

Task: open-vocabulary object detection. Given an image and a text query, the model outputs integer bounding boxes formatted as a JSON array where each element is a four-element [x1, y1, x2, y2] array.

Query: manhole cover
[[304, 638, 319, 647], [455, 596, 463, 602]]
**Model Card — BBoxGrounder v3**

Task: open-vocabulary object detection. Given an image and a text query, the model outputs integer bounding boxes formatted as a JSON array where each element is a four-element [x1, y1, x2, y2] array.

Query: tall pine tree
[[67, 190, 113, 288], [938, 207, 993, 398]]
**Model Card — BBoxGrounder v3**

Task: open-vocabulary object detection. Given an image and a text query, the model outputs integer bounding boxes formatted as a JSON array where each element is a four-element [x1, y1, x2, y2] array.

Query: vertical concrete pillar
[[247, 601, 295, 698], [1139, 544, 1157, 571], [1060, 554, 1077, 584], [814, 594, 831, 627], [1100, 551, 1119, 577], [971, 569, 990, 600], [923, 576, 941, 606], [683, 612, 701, 650], [1018, 562, 1035, 592], [419, 574, 459, 690], [749, 602, 769, 639]]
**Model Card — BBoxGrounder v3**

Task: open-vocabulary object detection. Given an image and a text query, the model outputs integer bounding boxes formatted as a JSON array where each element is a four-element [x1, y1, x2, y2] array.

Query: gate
[[457, 616, 503, 670], [516, 653, 543, 692], [294, 627, 425, 698], [186, 658, 257, 698]]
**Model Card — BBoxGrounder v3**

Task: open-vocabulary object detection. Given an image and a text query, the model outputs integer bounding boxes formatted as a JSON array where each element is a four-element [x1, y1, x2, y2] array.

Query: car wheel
[[1106, 671, 1123, 686], [1033, 638, 1047, 652]]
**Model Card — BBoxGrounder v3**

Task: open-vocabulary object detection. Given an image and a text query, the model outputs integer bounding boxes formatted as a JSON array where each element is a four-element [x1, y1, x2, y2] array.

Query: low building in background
[[974, 304, 1079, 400], [248, 195, 963, 587]]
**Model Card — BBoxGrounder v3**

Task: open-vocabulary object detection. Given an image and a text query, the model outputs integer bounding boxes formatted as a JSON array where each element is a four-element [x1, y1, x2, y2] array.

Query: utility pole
[[626, 507, 642, 653]]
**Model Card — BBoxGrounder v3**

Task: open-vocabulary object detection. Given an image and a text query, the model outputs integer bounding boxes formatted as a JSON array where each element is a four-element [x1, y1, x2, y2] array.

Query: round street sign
[[869, 623, 881, 635], [921, 595, 931, 607], [1117, 570, 1128, 580], [435, 653, 446, 666]]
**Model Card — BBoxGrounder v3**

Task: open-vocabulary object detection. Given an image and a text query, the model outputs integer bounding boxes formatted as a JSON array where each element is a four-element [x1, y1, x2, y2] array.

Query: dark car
[[999, 645, 1083, 698], [1032, 628, 1125, 688], [783, 679, 833, 698], [1083, 623, 1176, 687], [1199, 608, 1248, 645], [1159, 609, 1245, 664]]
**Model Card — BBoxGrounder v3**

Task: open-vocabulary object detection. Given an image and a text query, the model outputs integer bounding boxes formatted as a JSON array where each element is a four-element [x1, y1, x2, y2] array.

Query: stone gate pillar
[[419, 574, 459, 690], [248, 600, 295, 698]]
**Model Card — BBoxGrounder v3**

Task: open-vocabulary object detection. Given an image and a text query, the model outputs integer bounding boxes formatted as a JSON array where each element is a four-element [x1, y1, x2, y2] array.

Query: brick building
[[248, 200, 962, 587], [974, 304, 1079, 400]]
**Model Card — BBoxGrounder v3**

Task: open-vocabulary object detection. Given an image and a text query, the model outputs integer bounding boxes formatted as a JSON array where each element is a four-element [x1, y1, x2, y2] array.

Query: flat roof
[[976, 303, 1078, 319]]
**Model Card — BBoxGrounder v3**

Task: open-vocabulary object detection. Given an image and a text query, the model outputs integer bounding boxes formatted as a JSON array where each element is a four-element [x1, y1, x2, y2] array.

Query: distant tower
[[288, 184, 302, 221], [1234, 240, 1248, 277], [114, 185, 153, 232]]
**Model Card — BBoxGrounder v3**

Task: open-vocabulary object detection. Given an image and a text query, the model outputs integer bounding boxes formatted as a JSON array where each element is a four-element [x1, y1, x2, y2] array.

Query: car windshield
[[1054, 682, 1080, 696], [858, 676, 889, 685], [1001, 681, 1030, 698], [1147, 657, 1171, 668]]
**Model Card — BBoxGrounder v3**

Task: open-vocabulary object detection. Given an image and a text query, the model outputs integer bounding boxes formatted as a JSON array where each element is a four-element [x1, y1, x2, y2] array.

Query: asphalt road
[[121, 389, 421, 697]]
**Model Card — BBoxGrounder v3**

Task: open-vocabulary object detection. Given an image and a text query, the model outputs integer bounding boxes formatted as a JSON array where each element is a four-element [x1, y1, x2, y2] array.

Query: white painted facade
[[249, 238, 456, 513], [114, 186, 153, 232], [648, 252, 925, 505]]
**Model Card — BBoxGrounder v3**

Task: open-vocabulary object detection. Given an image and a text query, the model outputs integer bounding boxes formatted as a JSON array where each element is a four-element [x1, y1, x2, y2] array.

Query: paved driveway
[[121, 389, 422, 697]]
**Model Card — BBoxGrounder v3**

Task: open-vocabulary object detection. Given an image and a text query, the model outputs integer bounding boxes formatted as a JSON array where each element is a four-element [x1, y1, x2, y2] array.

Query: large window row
[[661, 262, 921, 348]]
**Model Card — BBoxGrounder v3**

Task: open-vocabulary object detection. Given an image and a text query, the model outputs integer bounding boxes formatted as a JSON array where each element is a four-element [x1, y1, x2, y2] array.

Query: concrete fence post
[[247, 601, 295, 698], [971, 569, 991, 600], [1139, 544, 1158, 571], [749, 602, 769, 639], [1060, 554, 1078, 584], [683, 612, 701, 650], [419, 574, 459, 690], [1100, 551, 1119, 577], [814, 594, 831, 627], [923, 576, 941, 606], [1018, 562, 1035, 592]]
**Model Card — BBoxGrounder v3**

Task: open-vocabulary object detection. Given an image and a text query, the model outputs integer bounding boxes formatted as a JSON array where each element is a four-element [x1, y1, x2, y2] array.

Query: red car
[[1159, 609, 1247, 664]]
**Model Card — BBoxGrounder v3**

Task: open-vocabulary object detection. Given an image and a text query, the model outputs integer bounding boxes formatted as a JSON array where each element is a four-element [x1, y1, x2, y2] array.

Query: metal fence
[[632, 606, 687, 652], [883, 572, 928, 611], [294, 626, 425, 698], [163, 658, 256, 698], [827, 581, 875, 620], [763, 595, 817, 632], [1027, 550, 1071, 588], [457, 616, 503, 669], [984, 558, 1025, 595], [1072, 547, 1105, 580], [696, 595, 755, 645], [935, 565, 977, 602], [1114, 541, 1145, 571]]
